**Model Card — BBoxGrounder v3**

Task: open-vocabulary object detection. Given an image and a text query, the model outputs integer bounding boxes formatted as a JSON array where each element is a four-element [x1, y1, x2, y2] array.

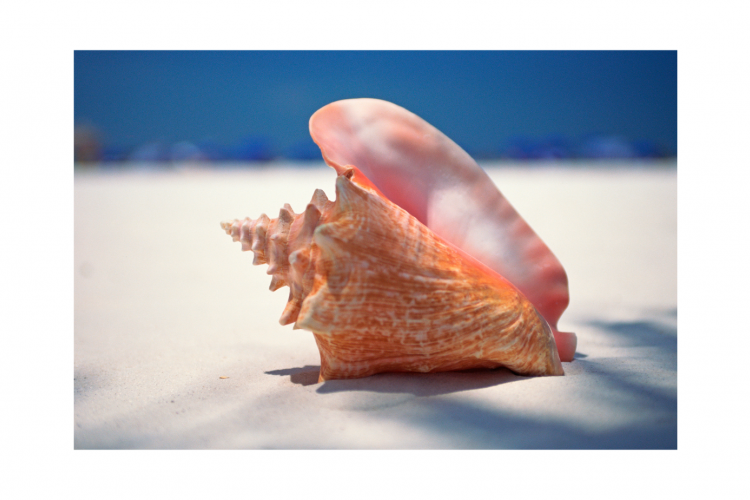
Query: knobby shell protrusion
[[221, 187, 334, 327], [221, 168, 563, 382]]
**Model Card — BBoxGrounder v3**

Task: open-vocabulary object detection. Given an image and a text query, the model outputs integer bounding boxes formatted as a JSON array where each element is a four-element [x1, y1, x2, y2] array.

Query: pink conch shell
[[309, 98, 576, 362], [222, 169, 564, 381]]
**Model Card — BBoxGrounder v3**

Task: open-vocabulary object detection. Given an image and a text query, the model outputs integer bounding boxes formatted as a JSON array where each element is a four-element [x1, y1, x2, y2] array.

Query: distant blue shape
[[631, 139, 665, 158], [504, 135, 573, 160], [578, 135, 637, 159], [232, 136, 273, 161], [195, 141, 229, 162], [129, 142, 171, 163], [503, 137, 537, 160], [503, 136, 573, 160], [539, 135, 574, 159], [170, 141, 207, 162], [100, 145, 129, 162]]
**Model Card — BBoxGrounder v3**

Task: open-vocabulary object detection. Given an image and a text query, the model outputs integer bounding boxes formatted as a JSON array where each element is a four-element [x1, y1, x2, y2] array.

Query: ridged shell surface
[[309, 98, 576, 362], [222, 169, 563, 381]]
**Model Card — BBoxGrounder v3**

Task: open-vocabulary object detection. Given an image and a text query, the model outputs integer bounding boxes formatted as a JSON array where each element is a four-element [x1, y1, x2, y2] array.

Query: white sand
[[74, 161, 676, 449]]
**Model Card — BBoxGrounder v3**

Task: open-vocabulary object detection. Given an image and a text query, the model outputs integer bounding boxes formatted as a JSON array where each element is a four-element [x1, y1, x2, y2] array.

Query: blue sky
[[74, 51, 677, 158]]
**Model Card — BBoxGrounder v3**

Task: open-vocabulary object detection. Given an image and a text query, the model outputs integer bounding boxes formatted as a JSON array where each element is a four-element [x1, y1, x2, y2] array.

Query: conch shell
[[221, 99, 575, 382]]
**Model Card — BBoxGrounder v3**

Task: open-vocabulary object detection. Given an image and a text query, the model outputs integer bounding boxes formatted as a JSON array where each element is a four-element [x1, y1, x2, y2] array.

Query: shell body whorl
[[309, 98, 576, 362], [222, 169, 564, 381]]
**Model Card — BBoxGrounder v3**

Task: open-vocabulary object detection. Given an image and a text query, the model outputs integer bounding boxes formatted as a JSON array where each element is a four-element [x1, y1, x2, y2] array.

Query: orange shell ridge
[[221, 169, 564, 382]]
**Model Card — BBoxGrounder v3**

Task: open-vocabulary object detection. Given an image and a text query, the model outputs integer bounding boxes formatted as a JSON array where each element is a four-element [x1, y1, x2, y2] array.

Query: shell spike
[[279, 297, 302, 326], [332, 170, 360, 212], [269, 274, 286, 291], [251, 214, 270, 264], [278, 204, 295, 224], [309, 189, 329, 209]]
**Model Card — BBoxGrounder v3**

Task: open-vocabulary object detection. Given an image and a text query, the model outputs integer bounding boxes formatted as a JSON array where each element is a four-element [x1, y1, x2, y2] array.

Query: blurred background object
[[74, 51, 677, 167], [73, 122, 102, 163]]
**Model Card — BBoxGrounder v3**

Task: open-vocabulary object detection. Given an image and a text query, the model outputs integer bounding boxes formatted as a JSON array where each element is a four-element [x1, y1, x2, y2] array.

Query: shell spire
[[221, 189, 334, 326]]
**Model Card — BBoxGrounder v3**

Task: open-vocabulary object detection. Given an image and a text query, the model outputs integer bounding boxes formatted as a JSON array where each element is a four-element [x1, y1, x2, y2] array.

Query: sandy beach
[[74, 161, 676, 449]]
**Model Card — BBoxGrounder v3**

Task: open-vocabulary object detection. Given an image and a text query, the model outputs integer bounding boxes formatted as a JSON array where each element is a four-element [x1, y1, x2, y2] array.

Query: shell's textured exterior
[[222, 168, 564, 381], [309, 98, 576, 362]]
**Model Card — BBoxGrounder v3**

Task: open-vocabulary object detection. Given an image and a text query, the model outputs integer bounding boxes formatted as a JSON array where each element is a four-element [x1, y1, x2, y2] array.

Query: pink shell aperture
[[222, 98, 575, 381], [222, 169, 563, 381]]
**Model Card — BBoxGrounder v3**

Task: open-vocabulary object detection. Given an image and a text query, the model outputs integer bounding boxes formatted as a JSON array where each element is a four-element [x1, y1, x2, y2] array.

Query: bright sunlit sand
[[74, 160, 676, 449]]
